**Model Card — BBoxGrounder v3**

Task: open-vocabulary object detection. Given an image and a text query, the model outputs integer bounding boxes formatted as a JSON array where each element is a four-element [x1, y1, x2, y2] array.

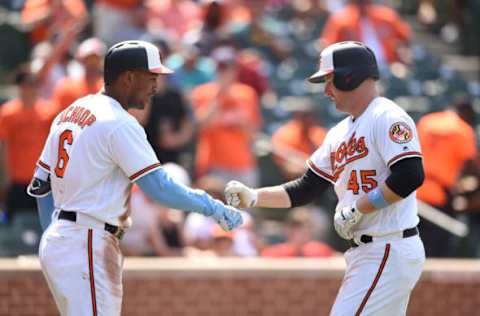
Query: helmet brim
[[150, 64, 174, 74], [307, 69, 333, 83]]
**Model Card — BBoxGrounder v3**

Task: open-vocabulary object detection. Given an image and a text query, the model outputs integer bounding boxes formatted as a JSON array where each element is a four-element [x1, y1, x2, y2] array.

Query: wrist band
[[249, 190, 258, 208], [367, 187, 389, 209]]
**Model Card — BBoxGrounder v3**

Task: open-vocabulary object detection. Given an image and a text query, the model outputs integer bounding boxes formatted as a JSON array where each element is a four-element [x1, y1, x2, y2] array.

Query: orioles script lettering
[[330, 132, 369, 178]]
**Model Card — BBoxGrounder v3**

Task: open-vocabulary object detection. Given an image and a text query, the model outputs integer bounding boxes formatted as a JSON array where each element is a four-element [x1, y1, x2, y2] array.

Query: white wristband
[[249, 189, 258, 208]]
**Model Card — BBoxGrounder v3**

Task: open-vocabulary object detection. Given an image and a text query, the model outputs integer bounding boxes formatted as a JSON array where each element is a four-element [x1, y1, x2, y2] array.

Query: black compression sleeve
[[385, 157, 424, 198], [283, 169, 331, 207]]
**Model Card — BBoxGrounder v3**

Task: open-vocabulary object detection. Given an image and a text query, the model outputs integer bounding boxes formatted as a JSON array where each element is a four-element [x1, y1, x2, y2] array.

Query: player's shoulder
[[328, 115, 351, 136], [95, 95, 143, 135], [81, 93, 130, 121], [370, 97, 411, 120]]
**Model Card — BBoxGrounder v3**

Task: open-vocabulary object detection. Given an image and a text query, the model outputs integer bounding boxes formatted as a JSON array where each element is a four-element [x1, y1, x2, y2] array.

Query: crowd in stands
[[0, 0, 479, 258]]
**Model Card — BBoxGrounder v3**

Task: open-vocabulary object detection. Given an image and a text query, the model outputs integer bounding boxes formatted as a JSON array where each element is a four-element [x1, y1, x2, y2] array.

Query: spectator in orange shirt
[[191, 46, 262, 187], [0, 68, 56, 223], [319, 0, 411, 67], [272, 97, 327, 180], [261, 207, 335, 258], [417, 97, 478, 257], [52, 38, 106, 112]]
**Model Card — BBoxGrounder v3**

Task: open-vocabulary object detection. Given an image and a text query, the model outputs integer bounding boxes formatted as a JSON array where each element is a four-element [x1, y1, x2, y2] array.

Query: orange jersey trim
[[87, 229, 98, 316], [129, 163, 162, 182], [37, 160, 50, 171], [355, 243, 391, 316], [387, 151, 422, 167], [307, 160, 336, 184]]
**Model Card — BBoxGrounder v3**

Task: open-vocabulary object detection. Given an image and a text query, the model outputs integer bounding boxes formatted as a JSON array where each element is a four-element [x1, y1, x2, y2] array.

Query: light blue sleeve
[[135, 168, 220, 217], [36, 193, 55, 231]]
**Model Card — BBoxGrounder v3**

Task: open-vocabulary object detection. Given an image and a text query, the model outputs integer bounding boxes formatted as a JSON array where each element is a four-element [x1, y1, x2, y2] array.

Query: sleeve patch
[[389, 122, 413, 144]]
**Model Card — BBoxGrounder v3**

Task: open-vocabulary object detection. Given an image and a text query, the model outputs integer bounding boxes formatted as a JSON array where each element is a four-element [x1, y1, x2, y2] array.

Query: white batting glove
[[224, 181, 258, 209], [334, 202, 363, 240]]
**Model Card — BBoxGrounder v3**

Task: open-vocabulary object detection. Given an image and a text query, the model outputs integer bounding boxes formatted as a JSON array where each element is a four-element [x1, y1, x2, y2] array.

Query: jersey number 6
[[54, 130, 73, 178], [347, 170, 378, 194]]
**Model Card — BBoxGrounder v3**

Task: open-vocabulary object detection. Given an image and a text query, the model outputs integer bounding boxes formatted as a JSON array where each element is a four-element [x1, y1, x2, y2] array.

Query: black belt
[[349, 227, 418, 248], [58, 210, 125, 240]]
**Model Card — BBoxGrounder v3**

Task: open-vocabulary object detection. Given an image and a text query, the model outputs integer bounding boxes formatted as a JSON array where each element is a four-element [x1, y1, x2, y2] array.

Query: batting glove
[[211, 204, 244, 231], [224, 181, 258, 209], [334, 202, 363, 240]]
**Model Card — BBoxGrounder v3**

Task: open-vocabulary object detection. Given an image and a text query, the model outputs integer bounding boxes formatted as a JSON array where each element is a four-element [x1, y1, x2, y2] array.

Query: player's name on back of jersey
[[57, 106, 96, 129]]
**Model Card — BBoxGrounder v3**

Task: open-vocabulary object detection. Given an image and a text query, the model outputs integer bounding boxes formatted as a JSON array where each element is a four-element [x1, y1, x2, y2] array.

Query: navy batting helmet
[[308, 41, 379, 91], [104, 40, 173, 85]]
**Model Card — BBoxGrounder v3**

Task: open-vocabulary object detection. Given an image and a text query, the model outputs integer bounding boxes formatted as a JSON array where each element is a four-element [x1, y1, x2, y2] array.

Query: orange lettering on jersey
[[81, 115, 96, 128], [57, 106, 96, 129], [72, 107, 84, 124], [68, 106, 80, 123], [57, 107, 72, 125], [77, 109, 91, 126], [330, 132, 369, 180]]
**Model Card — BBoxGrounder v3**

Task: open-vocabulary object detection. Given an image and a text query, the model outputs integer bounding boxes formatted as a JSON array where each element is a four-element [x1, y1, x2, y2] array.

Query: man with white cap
[[27, 40, 243, 315]]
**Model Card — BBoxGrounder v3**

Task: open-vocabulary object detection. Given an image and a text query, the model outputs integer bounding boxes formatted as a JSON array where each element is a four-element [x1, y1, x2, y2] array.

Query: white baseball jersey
[[36, 93, 161, 226], [308, 97, 422, 237]]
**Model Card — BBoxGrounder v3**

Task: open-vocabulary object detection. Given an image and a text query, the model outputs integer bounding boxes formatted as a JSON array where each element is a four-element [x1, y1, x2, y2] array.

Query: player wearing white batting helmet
[[225, 41, 425, 315], [28, 40, 243, 315]]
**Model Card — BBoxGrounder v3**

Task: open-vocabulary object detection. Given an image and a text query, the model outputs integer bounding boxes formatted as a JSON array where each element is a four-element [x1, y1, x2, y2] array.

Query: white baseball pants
[[330, 235, 425, 316], [39, 219, 124, 316]]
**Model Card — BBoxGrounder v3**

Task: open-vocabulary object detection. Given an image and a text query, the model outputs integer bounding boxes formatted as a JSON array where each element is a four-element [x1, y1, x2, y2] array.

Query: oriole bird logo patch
[[389, 122, 412, 144]]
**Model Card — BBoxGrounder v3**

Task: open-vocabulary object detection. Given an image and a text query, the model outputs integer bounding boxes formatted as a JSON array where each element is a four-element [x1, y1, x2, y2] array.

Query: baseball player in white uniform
[[27, 40, 243, 316], [225, 41, 426, 315]]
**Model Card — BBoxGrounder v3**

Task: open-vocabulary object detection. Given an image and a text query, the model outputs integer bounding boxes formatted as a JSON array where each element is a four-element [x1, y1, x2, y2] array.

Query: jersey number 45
[[347, 170, 378, 194]]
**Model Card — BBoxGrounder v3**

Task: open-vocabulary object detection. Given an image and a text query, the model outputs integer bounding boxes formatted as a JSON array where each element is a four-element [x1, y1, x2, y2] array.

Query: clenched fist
[[224, 181, 258, 208], [211, 204, 244, 231], [334, 203, 363, 240]]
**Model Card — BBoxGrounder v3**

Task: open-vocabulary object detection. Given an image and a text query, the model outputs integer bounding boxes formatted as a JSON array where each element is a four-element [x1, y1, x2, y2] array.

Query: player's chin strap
[[27, 167, 55, 231]]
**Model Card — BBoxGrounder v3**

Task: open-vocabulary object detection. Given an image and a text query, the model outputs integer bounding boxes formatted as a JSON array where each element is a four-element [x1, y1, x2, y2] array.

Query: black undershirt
[[284, 157, 424, 207]]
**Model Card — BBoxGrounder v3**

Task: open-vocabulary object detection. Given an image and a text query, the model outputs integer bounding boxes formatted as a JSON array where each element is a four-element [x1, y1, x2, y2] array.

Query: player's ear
[[126, 71, 134, 84], [121, 70, 135, 89]]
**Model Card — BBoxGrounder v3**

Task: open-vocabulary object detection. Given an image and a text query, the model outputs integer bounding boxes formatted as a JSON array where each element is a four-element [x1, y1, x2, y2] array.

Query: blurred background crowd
[[0, 0, 479, 259]]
